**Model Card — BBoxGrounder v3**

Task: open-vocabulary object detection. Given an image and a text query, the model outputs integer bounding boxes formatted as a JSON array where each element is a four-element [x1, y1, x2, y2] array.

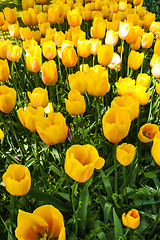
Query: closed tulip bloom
[[0, 59, 10, 82], [44, 102, 54, 115], [25, 46, 42, 73], [131, 85, 150, 105], [0, 40, 12, 59], [42, 41, 56, 60], [102, 107, 131, 143], [141, 32, 154, 49], [111, 95, 139, 121], [9, 22, 20, 38], [98, 44, 113, 66], [115, 77, 135, 96], [90, 38, 101, 55], [67, 9, 82, 27], [42, 60, 58, 85], [116, 143, 136, 166], [122, 209, 140, 229], [0, 86, 16, 114], [154, 39, 160, 56], [138, 123, 159, 143], [22, 0, 35, 10], [90, 21, 106, 39], [37, 12, 48, 24], [17, 106, 44, 132], [39, 22, 50, 35], [152, 58, 160, 78], [3, 7, 17, 24], [130, 37, 141, 50], [68, 71, 87, 94], [0, 12, 5, 26], [0, 128, 4, 139], [77, 39, 91, 58], [54, 31, 65, 48], [156, 82, 160, 95], [143, 12, 155, 29], [21, 10, 38, 26], [150, 21, 160, 34], [108, 52, 121, 71], [2, 164, 31, 196], [7, 44, 22, 62], [128, 50, 144, 70], [28, 87, 49, 108], [65, 89, 86, 115], [20, 27, 32, 40], [48, 6, 59, 24], [36, 112, 67, 145], [62, 46, 77, 67], [86, 65, 110, 97], [151, 132, 160, 166], [119, 21, 133, 41], [32, 30, 41, 42], [105, 30, 119, 46], [65, 144, 105, 182], [15, 205, 66, 240], [136, 73, 151, 88], [23, 39, 38, 52]]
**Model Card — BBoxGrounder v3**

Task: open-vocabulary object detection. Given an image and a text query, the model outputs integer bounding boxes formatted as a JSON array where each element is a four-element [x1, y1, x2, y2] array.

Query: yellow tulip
[[3, 7, 17, 24], [0, 85, 16, 114], [20, 27, 33, 41], [136, 73, 151, 88], [0, 59, 10, 82], [128, 50, 144, 70], [0, 12, 5, 26], [17, 106, 44, 132], [2, 164, 31, 196], [42, 40, 57, 60], [102, 107, 131, 143], [156, 81, 160, 95], [131, 85, 150, 105], [116, 143, 136, 166], [115, 77, 135, 96], [77, 39, 91, 58], [122, 209, 140, 229], [90, 21, 106, 39], [64, 144, 105, 182], [151, 132, 160, 166], [42, 60, 58, 85], [36, 112, 67, 145], [15, 205, 66, 240], [27, 87, 49, 108], [65, 89, 86, 115], [67, 9, 82, 27], [138, 123, 159, 143], [68, 71, 87, 94], [61, 46, 78, 67], [0, 129, 4, 139], [98, 44, 113, 66], [7, 44, 22, 62], [48, 6, 59, 24]]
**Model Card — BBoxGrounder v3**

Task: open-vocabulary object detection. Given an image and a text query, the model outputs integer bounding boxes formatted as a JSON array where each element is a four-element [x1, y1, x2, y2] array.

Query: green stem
[[129, 68, 133, 78], [147, 78, 156, 122], [71, 181, 78, 235], [113, 143, 118, 193], [123, 166, 128, 206]]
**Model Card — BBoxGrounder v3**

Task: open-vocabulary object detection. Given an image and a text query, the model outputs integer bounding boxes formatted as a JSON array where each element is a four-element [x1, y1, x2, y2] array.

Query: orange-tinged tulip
[[15, 205, 66, 240], [9, 22, 20, 38], [90, 21, 106, 39], [138, 123, 159, 143], [143, 12, 155, 29], [156, 81, 160, 95], [62, 46, 77, 67], [98, 44, 113, 66], [128, 50, 144, 70], [77, 39, 91, 58], [0, 128, 4, 139], [32, 30, 41, 42], [102, 107, 131, 143], [37, 12, 48, 24], [122, 209, 140, 229], [136, 73, 151, 88], [36, 112, 67, 145], [86, 65, 110, 97], [133, 0, 143, 5], [42, 60, 58, 85], [67, 9, 82, 27], [130, 37, 141, 50], [68, 71, 87, 94], [151, 132, 160, 166], [115, 77, 135, 96], [17, 106, 44, 132], [39, 22, 50, 35], [7, 44, 22, 62], [65, 144, 105, 182], [45, 28, 56, 42], [0, 59, 9, 82], [0, 40, 12, 59], [2, 164, 31, 196], [22, 0, 35, 10], [105, 30, 119, 46], [20, 27, 32, 40], [28, 87, 49, 108], [42, 41, 56, 60], [3, 7, 17, 24], [0, 85, 16, 114], [0, 12, 5, 26], [116, 143, 136, 166], [111, 95, 139, 121], [48, 6, 59, 24], [21, 10, 38, 26], [131, 85, 150, 105], [141, 32, 154, 49], [65, 89, 86, 115], [54, 31, 65, 48]]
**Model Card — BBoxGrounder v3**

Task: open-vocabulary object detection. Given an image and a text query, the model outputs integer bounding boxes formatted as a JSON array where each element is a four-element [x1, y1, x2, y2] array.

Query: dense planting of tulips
[[0, 0, 160, 239]]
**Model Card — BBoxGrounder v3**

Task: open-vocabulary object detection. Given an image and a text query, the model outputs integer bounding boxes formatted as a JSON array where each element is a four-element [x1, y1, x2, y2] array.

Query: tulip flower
[[0, 85, 16, 114], [86, 65, 110, 97], [3, 7, 17, 24], [143, 12, 155, 29], [42, 41, 57, 60], [8, 22, 20, 38], [141, 32, 154, 49], [44, 102, 54, 115], [54, 31, 65, 48], [111, 95, 139, 121], [102, 107, 131, 143], [115, 77, 135, 96], [2, 164, 31, 196], [37, 12, 48, 24], [65, 89, 86, 115], [90, 21, 106, 39], [48, 6, 59, 24], [138, 123, 159, 143], [42, 60, 58, 85], [27, 87, 49, 108], [68, 71, 87, 94], [116, 143, 136, 166], [154, 39, 160, 56], [7, 44, 22, 62], [131, 85, 150, 105], [64, 144, 105, 182], [25, 46, 42, 73], [17, 106, 44, 132], [136, 73, 151, 88], [90, 38, 101, 55], [108, 52, 121, 71], [156, 81, 160, 95], [36, 112, 67, 145], [0, 12, 5, 26], [150, 21, 160, 34], [22, 0, 35, 10], [0, 59, 10, 82], [105, 29, 119, 46], [0, 129, 4, 139], [77, 39, 91, 58], [0, 40, 12, 59], [151, 132, 160, 166], [61, 46, 78, 67], [67, 9, 82, 27], [32, 30, 41, 42], [20, 27, 33, 40], [38, 22, 50, 35], [15, 205, 66, 240], [128, 50, 144, 70], [151, 57, 160, 78], [21, 10, 38, 26], [122, 209, 140, 229], [98, 44, 113, 66]]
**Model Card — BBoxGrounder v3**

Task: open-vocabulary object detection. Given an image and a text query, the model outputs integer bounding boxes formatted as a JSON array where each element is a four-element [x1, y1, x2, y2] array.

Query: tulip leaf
[[143, 172, 157, 178], [104, 202, 112, 224], [97, 231, 107, 240], [77, 183, 89, 237], [100, 169, 113, 201], [113, 208, 123, 240], [49, 165, 62, 177]]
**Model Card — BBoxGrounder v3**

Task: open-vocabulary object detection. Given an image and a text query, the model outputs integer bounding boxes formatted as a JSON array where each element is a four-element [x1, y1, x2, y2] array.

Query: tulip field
[[0, 0, 160, 239]]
